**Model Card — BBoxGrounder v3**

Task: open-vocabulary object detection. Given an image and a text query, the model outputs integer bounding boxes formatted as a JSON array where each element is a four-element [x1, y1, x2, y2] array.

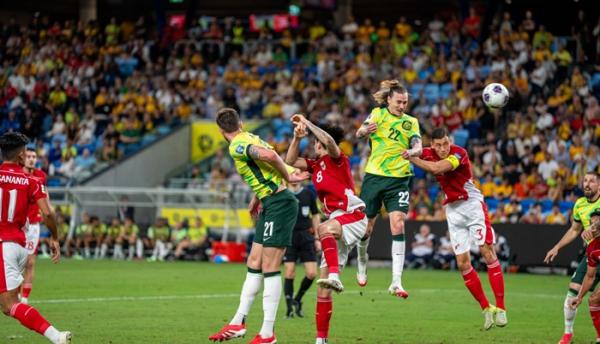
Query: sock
[[260, 271, 282, 338], [320, 235, 340, 274], [84, 247, 90, 258], [564, 290, 578, 334], [461, 267, 490, 310], [41, 243, 49, 255], [136, 239, 143, 258], [357, 236, 370, 264], [591, 305, 600, 338], [295, 276, 314, 302], [22, 283, 32, 298], [230, 268, 263, 325], [114, 244, 123, 259], [284, 278, 294, 311], [392, 234, 405, 283], [10, 303, 52, 336], [100, 243, 108, 258], [44, 326, 61, 344], [94, 246, 100, 258], [487, 259, 505, 310], [316, 296, 333, 338]]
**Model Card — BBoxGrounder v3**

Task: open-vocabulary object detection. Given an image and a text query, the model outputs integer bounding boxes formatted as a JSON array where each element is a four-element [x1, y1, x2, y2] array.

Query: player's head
[[590, 209, 600, 236], [24, 147, 37, 170], [216, 107, 242, 139], [0, 132, 30, 165], [288, 181, 302, 193], [430, 127, 452, 159], [372, 79, 408, 115], [313, 124, 344, 158], [583, 171, 600, 200]]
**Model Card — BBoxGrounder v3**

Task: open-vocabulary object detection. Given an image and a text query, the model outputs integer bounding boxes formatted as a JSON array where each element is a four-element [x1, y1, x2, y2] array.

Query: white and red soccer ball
[[482, 83, 509, 109]]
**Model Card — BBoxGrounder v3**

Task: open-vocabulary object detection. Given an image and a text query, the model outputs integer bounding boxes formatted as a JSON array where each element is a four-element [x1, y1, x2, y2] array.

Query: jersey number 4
[[0, 188, 18, 222]]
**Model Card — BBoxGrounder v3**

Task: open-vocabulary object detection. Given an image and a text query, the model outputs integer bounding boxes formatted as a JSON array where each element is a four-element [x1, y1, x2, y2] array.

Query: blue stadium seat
[[453, 129, 469, 147], [520, 198, 535, 212], [559, 200, 574, 214], [541, 199, 554, 213], [486, 198, 499, 212], [428, 184, 440, 201], [439, 83, 453, 98], [156, 126, 172, 135], [409, 83, 425, 96], [424, 84, 439, 103]]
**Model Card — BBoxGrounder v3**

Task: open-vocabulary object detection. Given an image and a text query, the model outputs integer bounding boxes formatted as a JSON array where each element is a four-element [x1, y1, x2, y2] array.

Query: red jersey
[[421, 145, 483, 204], [305, 152, 365, 216], [587, 237, 600, 268], [27, 168, 47, 224], [0, 163, 47, 246]]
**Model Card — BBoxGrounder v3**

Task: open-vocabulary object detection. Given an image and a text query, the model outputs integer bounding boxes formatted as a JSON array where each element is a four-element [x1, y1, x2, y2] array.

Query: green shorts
[[254, 189, 299, 247], [570, 256, 600, 292], [360, 173, 411, 218]]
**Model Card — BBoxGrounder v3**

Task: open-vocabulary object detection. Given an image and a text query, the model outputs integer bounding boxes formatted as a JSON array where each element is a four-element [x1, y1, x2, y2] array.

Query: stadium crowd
[[1, 8, 600, 220]]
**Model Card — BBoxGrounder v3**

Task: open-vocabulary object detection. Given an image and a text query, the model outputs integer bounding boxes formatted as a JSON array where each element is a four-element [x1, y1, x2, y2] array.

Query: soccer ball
[[482, 83, 509, 109]]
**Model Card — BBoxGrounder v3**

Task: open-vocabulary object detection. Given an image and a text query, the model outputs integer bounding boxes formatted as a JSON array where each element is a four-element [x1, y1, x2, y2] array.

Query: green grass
[[0, 260, 595, 343]]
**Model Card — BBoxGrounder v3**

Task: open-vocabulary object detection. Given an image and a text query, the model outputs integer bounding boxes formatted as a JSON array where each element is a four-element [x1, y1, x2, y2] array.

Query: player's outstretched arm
[[295, 115, 341, 159], [37, 197, 61, 263], [544, 221, 583, 263], [248, 145, 309, 183], [285, 121, 308, 170], [408, 156, 454, 175], [573, 264, 597, 308]]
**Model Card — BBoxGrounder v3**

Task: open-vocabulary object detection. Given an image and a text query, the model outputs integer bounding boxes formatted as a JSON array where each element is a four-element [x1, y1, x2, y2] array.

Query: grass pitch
[[0, 259, 593, 343]]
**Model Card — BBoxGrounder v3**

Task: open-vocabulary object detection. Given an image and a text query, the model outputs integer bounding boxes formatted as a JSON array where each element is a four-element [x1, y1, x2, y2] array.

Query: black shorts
[[283, 231, 317, 263]]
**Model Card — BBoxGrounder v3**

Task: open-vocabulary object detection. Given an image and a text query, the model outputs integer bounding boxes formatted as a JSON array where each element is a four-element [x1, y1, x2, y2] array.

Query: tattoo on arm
[[247, 145, 265, 160], [409, 136, 422, 149]]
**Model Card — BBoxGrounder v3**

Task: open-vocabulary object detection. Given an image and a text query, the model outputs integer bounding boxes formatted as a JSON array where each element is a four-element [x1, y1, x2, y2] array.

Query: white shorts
[[320, 209, 368, 269], [25, 223, 41, 255], [0, 241, 28, 293], [445, 198, 495, 255]]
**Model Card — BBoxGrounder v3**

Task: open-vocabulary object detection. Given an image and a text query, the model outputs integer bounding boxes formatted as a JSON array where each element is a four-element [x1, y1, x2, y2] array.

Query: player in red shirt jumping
[[571, 208, 600, 343], [0, 132, 71, 343], [20, 147, 48, 304], [408, 127, 507, 330], [286, 114, 367, 344]]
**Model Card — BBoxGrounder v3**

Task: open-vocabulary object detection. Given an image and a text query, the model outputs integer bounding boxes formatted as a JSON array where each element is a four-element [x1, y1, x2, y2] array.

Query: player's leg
[[21, 223, 40, 304], [357, 173, 383, 287], [283, 259, 296, 318], [589, 289, 600, 343], [257, 246, 286, 342], [560, 257, 587, 344], [315, 219, 343, 292], [480, 243, 507, 326], [175, 238, 190, 259], [208, 242, 263, 341], [315, 267, 333, 344], [113, 235, 123, 259], [382, 177, 410, 297], [0, 242, 71, 344], [294, 260, 317, 318]]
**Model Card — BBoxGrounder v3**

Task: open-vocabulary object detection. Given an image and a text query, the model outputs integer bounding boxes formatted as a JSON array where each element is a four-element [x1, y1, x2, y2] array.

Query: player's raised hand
[[570, 296, 582, 309], [50, 238, 61, 263], [248, 196, 262, 220], [293, 122, 308, 138], [291, 114, 306, 124], [544, 247, 559, 264], [288, 170, 310, 183]]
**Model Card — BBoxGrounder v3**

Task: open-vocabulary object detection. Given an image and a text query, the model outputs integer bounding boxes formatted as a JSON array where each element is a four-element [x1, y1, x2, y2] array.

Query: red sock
[[22, 283, 32, 298], [487, 260, 505, 310], [10, 303, 51, 335], [316, 296, 332, 338], [590, 306, 600, 338], [320, 235, 339, 274], [462, 267, 490, 310]]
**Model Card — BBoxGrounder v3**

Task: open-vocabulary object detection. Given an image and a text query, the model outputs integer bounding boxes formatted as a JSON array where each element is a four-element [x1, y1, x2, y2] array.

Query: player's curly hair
[[372, 79, 407, 106], [0, 132, 29, 161]]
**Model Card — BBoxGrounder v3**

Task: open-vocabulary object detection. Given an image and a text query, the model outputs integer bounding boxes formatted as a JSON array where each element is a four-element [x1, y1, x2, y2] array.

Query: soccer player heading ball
[[355, 79, 422, 298], [408, 127, 507, 330]]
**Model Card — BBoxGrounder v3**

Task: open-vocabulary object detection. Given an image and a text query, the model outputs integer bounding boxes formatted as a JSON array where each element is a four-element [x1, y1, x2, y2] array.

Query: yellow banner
[[160, 208, 254, 229], [191, 120, 263, 162]]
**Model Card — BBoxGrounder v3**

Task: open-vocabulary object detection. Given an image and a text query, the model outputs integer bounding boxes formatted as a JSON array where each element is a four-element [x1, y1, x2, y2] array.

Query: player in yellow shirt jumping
[[355, 80, 422, 298]]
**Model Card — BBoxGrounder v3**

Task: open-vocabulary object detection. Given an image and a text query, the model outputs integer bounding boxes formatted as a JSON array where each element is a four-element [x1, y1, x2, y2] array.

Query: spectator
[[433, 231, 455, 270], [545, 204, 568, 225], [407, 224, 436, 269]]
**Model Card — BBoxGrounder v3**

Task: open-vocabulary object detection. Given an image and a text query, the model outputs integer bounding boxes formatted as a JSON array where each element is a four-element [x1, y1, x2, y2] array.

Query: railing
[[48, 186, 245, 242]]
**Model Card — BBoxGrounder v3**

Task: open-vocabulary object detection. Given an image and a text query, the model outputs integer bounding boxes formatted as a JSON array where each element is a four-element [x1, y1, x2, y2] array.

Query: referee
[[283, 181, 321, 318]]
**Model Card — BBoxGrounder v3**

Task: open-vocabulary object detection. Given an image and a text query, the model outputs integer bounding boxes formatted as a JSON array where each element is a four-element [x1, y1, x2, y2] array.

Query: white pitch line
[[31, 288, 562, 305]]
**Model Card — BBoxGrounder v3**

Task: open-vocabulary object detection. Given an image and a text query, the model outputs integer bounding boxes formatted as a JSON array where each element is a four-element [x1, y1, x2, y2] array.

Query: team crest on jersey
[[236, 145, 245, 154], [402, 121, 412, 131], [453, 153, 462, 160], [320, 161, 326, 170]]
